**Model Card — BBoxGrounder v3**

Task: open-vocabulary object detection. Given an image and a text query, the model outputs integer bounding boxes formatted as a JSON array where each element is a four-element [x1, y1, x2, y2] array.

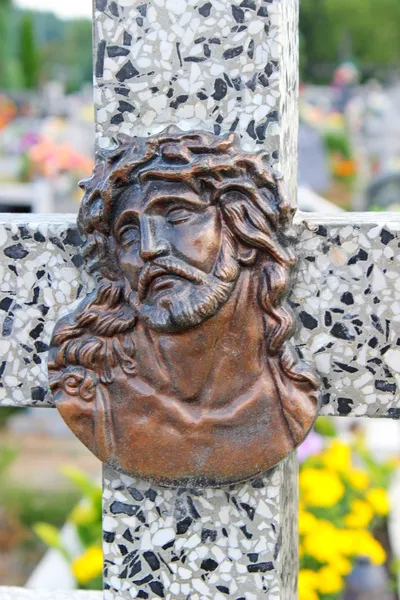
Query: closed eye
[[119, 225, 140, 247], [166, 207, 195, 224]]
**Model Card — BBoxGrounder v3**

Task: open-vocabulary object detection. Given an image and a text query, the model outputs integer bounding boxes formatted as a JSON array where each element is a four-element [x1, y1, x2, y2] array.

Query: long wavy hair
[[49, 128, 319, 392]]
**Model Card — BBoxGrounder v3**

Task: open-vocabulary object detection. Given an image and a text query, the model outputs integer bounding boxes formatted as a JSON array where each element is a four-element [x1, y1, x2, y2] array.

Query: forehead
[[113, 179, 207, 222]]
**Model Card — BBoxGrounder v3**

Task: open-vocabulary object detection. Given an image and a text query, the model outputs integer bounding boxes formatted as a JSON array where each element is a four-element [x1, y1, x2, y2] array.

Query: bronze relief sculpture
[[49, 128, 320, 486]]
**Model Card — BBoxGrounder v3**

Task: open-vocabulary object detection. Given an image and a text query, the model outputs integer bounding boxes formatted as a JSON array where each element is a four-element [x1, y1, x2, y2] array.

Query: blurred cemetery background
[[0, 0, 400, 597]]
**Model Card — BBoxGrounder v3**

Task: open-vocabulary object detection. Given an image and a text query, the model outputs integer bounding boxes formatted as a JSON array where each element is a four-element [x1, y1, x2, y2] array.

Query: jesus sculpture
[[49, 128, 319, 486]]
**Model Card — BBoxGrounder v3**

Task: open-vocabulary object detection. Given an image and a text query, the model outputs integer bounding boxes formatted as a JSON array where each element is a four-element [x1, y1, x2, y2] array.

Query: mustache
[[137, 257, 210, 301]]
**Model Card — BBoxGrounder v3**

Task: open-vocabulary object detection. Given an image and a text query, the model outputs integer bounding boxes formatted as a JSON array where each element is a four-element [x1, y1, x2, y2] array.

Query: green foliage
[[300, 0, 400, 81], [0, 445, 17, 478], [315, 417, 337, 438], [19, 13, 39, 89]]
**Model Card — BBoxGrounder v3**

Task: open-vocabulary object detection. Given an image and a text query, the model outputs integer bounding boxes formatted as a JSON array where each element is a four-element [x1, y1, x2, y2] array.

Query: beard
[[129, 254, 239, 333]]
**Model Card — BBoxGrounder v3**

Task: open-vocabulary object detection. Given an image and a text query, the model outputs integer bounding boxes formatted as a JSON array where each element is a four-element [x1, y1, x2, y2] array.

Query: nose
[[139, 215, 170, 261]]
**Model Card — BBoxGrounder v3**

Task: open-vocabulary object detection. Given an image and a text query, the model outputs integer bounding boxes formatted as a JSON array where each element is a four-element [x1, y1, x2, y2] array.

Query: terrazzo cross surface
[[0, 214, 399, 420], [102, 457, 297, 600]]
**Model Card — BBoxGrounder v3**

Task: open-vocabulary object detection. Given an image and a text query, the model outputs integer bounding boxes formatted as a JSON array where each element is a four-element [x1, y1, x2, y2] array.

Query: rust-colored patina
[[49, 128, 320, 486]]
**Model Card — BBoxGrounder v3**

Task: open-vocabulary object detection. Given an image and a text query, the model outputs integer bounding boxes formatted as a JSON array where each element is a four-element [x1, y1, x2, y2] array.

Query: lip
[[148, 274, 181, 295]]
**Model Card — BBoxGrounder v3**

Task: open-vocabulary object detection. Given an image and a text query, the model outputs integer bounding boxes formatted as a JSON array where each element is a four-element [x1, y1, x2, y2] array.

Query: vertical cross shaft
[[94, 1, 300, 597]]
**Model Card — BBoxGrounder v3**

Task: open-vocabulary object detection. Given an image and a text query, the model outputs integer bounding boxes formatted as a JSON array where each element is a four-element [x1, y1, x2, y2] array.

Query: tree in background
[[0, 0, 14, 88], [19, 13, 39, 89], [300, 0, 400, 82]]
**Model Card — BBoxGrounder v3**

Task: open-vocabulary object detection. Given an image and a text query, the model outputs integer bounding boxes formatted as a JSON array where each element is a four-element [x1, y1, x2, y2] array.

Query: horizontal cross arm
[[0, 212, 399, 420]]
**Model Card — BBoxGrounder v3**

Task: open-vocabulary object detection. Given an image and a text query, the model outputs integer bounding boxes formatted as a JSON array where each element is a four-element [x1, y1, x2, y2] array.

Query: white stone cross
[[1, 1, 399, 598]]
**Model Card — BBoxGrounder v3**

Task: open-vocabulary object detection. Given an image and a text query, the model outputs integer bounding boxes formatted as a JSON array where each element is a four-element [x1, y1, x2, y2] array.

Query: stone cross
[[0, 0, 399, 598]]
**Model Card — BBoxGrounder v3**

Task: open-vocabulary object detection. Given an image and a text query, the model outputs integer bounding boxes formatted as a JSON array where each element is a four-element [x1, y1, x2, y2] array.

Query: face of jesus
[[112, 179, 239, 332]]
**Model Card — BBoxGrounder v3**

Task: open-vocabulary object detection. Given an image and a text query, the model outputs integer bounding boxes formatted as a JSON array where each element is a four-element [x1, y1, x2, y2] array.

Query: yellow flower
[[300, 468, 345, 507], [335, 529, 356, 556], [345, 499, 374, 528], [332, 555, 353, 576], [317, 566, 344, 594], [299, 511, 318, 536], [351, 530, 386, 565], [299, 569, 319, 600], [322, 440, 351, 473], [303, 521, 344, 563], [345, 468, 370, 491], [70, 503, 97, 526], [367, 488, 390, 516], [72, 547, 103, 585]]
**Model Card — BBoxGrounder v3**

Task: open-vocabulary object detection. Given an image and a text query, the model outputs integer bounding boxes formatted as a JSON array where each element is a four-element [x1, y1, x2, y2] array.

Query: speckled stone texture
[[93, 0, 298, 193], [103, 457, 297, 600], [0, 589, 102, 600], [1, 214, 400, 421]]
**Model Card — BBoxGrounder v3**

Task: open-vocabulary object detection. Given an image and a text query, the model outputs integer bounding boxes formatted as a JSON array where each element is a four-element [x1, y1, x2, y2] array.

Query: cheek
[[118, 247, 142, 290], [173, 208, 222, 272]]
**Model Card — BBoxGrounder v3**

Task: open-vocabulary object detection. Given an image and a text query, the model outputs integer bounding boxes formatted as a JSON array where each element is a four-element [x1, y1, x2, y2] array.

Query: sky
[[14, 0, 92, 19]]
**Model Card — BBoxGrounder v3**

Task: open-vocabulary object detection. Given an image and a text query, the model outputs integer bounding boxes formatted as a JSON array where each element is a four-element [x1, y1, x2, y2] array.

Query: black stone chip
[[31, 386, 47, 404], [201, 528, 217, 542], [247, 553, 259, 562], [123, 528, 134, 543], [95, 40, 106, 78], [0, 297, 13, 312], [222, 46, 243, 60], [137, 3, 147, 16], [95, 0, 107, 10], [116, 61, 139, 82], [198, 2, 212, 17], [201, 558, 218, 571], [128, 487, 144, 501], [216, 586, 230, 595], [110, 501, 138, 516], [103, 531, 115, 543], [34, 341, 49, 353], [240, 503, 255, 521], [375, 380, 396, 393], [348, 248, 368, 265], [18, 226, 31, 240], [334, 362, 358, 374], [330, 322, 355, 341], [145, 489, 157, 502], [177, 516, 192, 534], [247, 562, 274, 573], [107, 46, 130, 57], [232, 5, 245, 22], [299, 311, 318, 330], [2, 315, 13, 337], [387, 408, 400, 419], [109, 1, 119, 16], [144, 551, 160, 571], [380, 228, 395, 245], [115, 86, 130, 97], [184, 56, 206, 63], [337, 397, 353, 415], [72, 254, 84, 268], [4, 243, 28, 260], [240, 0, 256, 8], [240, 525, 253, 539], [341, 292, 354, 305], [133, 574, 153, 586], [149, 580, 164, 597], [34, 231, 46, 243], [29, 323, 44, 340], [203, 43, 211, 57], [64, 228, 82, 246], [170, 94, 188, 109], [123, 31, 133, 45], [111, 114, 124, 125]]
